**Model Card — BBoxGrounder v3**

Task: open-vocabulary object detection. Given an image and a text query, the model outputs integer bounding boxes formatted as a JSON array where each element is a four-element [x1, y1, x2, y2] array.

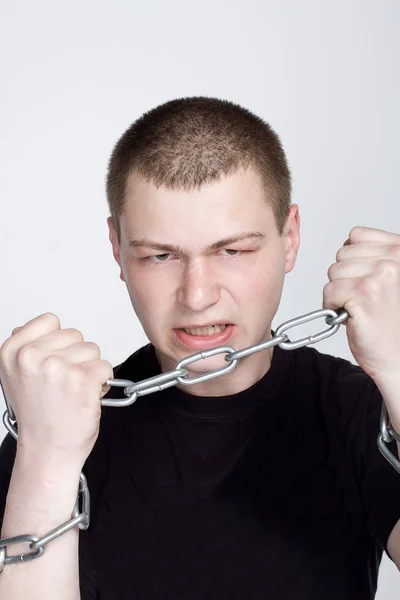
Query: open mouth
[[174, 324, 235, 349], [181, 324, 229, 336], [173, 323, 236, 350]]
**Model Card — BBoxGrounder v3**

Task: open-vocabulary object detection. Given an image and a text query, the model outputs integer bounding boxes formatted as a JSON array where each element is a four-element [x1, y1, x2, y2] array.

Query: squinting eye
[[150, 253, 172, 262], [222, 249, 241, 256], [146, 249, 243, 262]]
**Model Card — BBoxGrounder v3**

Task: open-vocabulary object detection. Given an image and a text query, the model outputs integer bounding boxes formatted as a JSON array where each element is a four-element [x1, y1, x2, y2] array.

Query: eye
[[149, 253, 173, 262], [221, 249, 241, 256]]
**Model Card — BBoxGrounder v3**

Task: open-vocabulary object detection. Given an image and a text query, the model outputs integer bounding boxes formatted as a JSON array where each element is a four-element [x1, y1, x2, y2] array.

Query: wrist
[[15, 444, 84, 487], [2, 455, 83, 551]]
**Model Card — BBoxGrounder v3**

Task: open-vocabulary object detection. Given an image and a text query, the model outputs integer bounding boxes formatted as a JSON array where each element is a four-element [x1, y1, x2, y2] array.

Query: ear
[[283, 204, 301, 275], [107, 217, 126, 282]]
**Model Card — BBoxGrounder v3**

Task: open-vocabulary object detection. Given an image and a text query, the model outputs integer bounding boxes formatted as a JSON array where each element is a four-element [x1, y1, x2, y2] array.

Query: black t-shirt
[[1, 341, 400, 599]]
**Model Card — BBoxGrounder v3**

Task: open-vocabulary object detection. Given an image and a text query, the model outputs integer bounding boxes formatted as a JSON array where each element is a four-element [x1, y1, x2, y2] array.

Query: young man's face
[[108, 166, 300, 395]]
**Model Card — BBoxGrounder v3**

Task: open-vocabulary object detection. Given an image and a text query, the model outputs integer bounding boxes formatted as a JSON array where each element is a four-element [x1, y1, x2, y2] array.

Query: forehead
[[121, 167, 275, 246]]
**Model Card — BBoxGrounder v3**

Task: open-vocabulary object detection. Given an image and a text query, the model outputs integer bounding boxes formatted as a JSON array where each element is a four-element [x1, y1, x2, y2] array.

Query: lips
[[173, 323, 236, 350]]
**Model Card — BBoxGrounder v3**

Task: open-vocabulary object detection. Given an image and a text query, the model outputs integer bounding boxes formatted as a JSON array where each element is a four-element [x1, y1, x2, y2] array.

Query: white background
[[0, 0, 399, 595]]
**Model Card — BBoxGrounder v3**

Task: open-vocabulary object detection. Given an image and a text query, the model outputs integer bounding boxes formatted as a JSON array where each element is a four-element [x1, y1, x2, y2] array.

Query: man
[[1, 96, 400, 599]]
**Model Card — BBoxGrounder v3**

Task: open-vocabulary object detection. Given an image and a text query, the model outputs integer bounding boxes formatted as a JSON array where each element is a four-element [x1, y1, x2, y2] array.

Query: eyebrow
[[128, 232, 266, 254]]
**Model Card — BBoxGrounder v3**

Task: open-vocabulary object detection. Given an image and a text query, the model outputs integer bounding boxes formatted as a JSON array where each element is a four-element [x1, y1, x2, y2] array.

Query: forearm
[[0, 447, 83, 600]]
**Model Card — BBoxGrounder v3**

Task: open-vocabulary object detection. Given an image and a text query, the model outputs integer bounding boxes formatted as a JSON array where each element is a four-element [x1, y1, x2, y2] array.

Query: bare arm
[[0, 446, 84, 599], [0, 312, 113, 598]]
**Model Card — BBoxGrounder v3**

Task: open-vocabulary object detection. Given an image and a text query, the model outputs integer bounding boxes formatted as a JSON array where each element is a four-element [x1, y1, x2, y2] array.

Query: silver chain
[[1, 306, 399, 571]]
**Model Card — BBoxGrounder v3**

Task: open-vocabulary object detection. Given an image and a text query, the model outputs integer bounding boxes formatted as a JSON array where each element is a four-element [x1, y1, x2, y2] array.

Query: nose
[[177, 259, 220, 312]]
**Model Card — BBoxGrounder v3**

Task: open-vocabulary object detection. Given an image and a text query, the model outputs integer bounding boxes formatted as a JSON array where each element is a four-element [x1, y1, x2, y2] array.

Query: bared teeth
[[183, 324, 227, 336]]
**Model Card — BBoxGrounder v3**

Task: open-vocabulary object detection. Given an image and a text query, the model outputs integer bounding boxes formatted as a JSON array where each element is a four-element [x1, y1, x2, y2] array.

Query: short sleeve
[[358, 378, 400, 562]]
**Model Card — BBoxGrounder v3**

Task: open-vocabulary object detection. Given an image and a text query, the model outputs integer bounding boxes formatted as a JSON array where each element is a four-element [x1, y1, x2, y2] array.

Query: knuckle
[[42, 354, 68, 377], [335, 248, 344, 261], [359, 276, 379, 297], [41, 312, 61, 326], [327, 263, 336, 278], [323, 281, 333, 298], [0, 337, 13, 363], [103, 359, 114, 376], [375, 259, 399, 278], [348, 227, 358, 241], [86, 341, 101, 355], [349, 225, 363, 238], [65, 328, 84, 342], [16, 344, 42, 368], [1, 326, 25, 359], [37, 312, 61, 333]]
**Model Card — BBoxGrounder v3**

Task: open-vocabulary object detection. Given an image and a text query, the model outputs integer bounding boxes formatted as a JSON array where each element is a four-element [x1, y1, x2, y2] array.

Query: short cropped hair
[[106, 96, 292, 243]]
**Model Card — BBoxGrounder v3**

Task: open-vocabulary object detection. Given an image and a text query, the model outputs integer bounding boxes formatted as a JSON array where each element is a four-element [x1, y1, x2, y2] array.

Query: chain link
[[1, 306, 399, 569], [0, 474, 89, 572]]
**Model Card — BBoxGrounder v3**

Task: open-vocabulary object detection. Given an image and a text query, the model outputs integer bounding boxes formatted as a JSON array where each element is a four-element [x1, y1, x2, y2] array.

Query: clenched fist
[[0, 313, 113, 466]]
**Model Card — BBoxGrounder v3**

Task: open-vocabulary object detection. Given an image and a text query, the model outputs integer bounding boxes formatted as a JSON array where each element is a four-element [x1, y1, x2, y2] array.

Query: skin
[[108, 166, 301, 396]]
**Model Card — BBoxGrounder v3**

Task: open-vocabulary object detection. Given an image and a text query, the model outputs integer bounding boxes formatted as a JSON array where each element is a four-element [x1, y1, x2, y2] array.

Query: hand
[[323, 226, 400, 382], [0, 313, 113, 465]]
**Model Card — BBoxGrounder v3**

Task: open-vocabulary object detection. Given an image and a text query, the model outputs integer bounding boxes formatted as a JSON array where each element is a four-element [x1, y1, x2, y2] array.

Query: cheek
[[124, 265, 171, 320], [239, 274, 281, 307], [234, 252, 283, 296], [234, 257, 285, 324]]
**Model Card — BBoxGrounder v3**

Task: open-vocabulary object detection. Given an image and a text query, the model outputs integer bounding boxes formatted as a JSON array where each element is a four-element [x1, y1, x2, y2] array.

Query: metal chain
[[1, 306, 399, 570]]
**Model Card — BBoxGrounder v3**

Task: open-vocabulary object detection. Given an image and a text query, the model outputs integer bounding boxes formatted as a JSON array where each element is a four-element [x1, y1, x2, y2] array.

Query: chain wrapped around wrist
[[0, 472, 89, 572]]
